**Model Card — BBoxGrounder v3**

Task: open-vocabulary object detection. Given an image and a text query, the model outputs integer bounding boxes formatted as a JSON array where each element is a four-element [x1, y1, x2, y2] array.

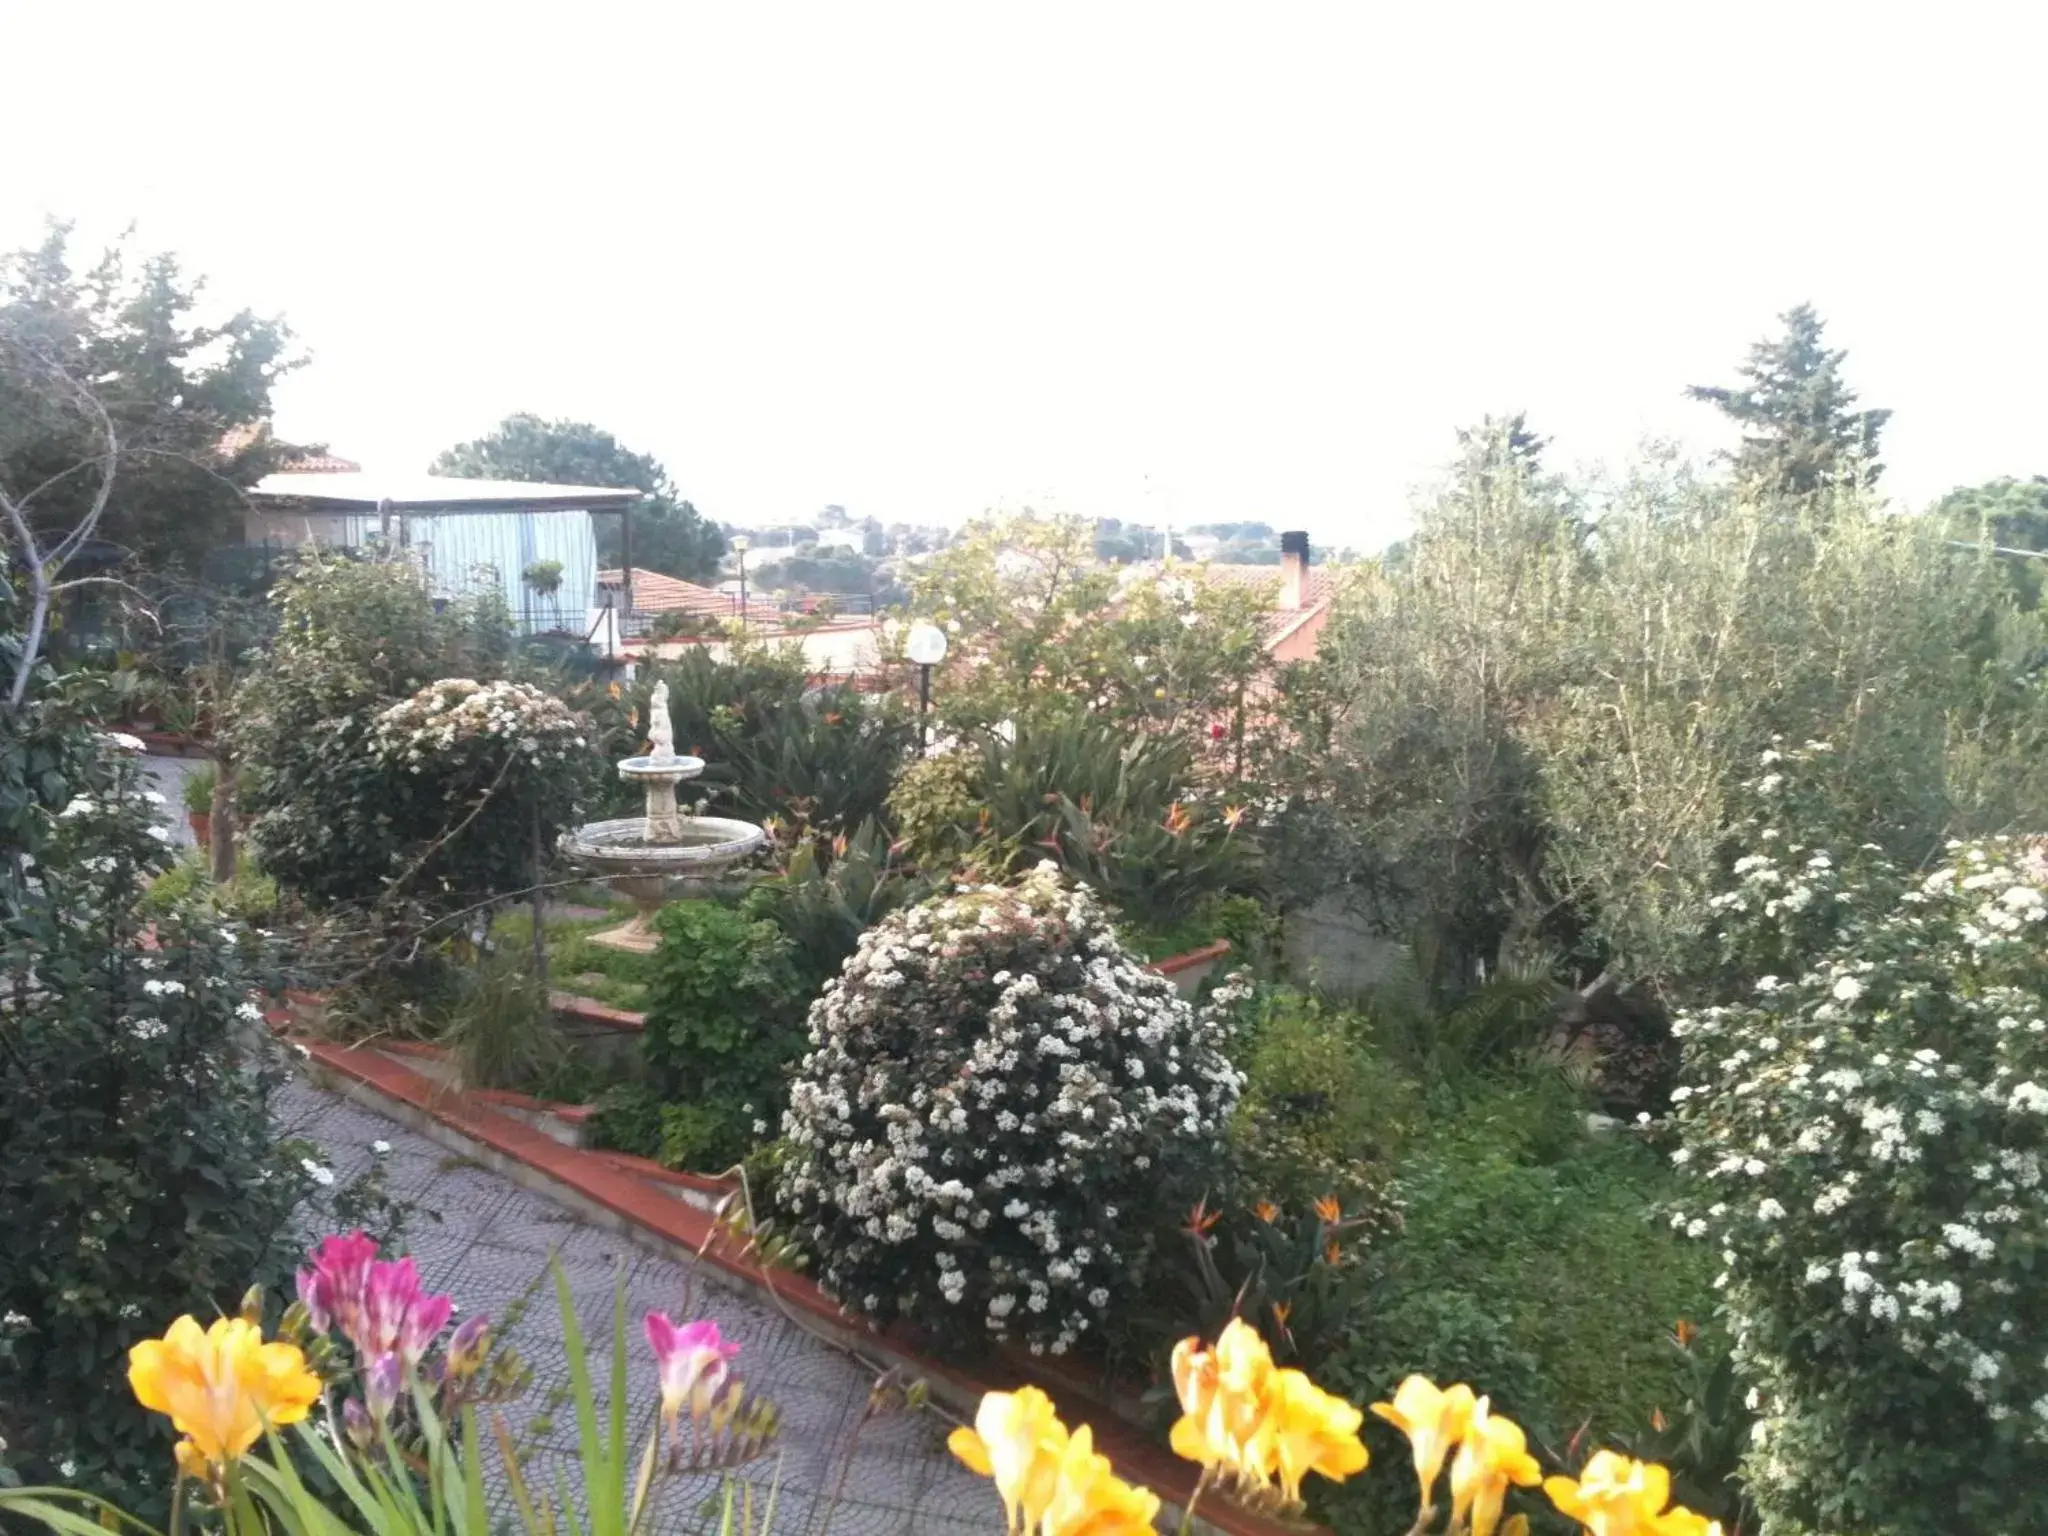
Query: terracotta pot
[[188, 811, 211, 848]]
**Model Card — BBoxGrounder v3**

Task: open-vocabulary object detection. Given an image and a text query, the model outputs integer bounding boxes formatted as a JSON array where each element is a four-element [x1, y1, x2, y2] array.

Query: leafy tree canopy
[[1688, 303, 1890, 496], [1936, 475, 2048, 607], [430, 413, 724, 582], [0, 223, 297, 569]]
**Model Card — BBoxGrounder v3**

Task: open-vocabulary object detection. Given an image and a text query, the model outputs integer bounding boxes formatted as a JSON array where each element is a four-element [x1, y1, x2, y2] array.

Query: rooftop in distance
[[249, 470, 644, 514]]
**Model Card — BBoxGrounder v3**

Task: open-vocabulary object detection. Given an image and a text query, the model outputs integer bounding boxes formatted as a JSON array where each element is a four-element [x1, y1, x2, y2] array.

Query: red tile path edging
[[295, 1035, 1325, 1536], [550, 993, 647, 1032], [1149, 939, 1233, 977]]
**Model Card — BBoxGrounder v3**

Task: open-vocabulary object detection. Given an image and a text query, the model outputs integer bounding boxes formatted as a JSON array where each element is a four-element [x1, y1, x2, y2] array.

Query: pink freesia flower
[[297, 1231, 378, 1337], [298, 1233, 454, 1367], [643, 1312, 740, 1428], [360, 1257, 454, 1367]]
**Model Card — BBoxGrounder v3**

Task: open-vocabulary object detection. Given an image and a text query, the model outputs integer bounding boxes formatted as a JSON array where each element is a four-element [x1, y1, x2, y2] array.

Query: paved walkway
[[278, 1078, 997, 1535], [142, 753, 205, 850]]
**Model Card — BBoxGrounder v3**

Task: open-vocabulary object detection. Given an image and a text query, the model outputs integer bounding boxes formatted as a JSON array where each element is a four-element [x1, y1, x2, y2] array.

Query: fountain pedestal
[[559, 705, 768, 953]]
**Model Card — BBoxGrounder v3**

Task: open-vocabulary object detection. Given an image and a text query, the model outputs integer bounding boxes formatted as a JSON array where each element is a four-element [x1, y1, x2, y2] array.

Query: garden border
[[285, 1019, 1323, 1536]]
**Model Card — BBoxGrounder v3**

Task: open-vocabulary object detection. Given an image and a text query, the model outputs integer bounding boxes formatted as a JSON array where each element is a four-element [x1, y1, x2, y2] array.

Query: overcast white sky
[[3, 2, 2042, 550]]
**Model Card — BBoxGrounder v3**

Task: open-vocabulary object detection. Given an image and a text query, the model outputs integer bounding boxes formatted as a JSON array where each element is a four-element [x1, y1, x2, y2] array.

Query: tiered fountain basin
[[559, 751, 767, 953]]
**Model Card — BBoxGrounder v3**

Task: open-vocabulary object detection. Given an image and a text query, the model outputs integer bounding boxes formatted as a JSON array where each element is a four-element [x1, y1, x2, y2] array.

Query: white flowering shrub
[[1671, 831, 2048, 1534], [353, 678, 589, 911], [373, 676, 584, 759], [232, 558, 536, 913], [777, 863, 1246, 1355]]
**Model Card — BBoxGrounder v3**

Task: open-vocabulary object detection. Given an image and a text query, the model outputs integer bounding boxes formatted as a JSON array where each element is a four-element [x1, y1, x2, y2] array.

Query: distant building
[[1129, 529, 1335, 661], [598, 566, 888, 681], [245, 468, 640, 635]]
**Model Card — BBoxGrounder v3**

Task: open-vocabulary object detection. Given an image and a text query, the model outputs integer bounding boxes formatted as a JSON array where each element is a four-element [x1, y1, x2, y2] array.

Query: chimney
[[1279, 530, 1310, 610]]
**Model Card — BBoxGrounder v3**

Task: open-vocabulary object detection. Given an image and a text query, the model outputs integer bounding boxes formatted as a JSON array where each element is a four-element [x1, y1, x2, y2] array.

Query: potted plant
[[522, 559, 565, 598], [183, 763, 217, 847]]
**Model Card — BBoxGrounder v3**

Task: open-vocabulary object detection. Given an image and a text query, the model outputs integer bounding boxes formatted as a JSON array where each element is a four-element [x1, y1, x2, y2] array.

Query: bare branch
[[1, 344, 123, 707]]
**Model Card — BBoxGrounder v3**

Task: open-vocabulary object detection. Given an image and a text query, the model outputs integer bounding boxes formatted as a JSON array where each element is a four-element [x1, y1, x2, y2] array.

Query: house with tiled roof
[[595, 568, 734, 620], [1131, 530, 1337, 661], [598, 567, 891, 681]]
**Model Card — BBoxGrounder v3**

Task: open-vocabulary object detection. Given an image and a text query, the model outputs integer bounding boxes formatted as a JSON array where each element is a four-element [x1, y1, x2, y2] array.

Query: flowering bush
[[373, 676, 583, 759], [363, 677, 588, 908], [777, 863, 1248, 1355], [1670, 832, 2048, 1533], [232, 558, 528, 912]]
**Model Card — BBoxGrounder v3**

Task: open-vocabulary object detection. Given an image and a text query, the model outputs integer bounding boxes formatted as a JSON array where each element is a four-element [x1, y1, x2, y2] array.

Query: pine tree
[[1689, 304, 1890, 495]]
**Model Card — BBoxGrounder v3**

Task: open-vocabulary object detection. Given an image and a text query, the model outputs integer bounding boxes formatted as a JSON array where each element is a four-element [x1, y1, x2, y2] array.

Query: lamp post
[[905, 621, 949, 752], [732, 534, 750, 623]]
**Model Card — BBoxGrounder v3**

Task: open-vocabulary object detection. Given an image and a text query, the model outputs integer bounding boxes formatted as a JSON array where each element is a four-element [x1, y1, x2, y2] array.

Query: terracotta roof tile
[[596, 568, 733, 616]]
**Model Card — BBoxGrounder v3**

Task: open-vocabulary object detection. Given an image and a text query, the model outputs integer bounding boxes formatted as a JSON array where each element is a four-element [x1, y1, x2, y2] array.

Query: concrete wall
[[643, 622, 886, 678], [1282, 891, 1410, 995]]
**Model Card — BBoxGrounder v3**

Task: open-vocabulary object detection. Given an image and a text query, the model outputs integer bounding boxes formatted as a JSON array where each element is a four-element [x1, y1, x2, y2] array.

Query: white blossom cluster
[[777, 862, 1247, 1355], [1671, 827, 2048, 1509], [373, 678, 585, 764]]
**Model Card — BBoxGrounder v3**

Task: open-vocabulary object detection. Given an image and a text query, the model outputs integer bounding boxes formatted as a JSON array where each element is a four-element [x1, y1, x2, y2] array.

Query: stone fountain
[[559, 682, 767, 953]]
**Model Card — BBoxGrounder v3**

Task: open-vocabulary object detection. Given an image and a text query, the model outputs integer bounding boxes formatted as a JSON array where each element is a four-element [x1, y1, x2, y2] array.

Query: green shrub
[[889, 715, 1259, 932], [741, 817, 936, 996], [640, 900, 801, 1170], [141, 849, 280, 924], [438, 948, 566, 1093], [1670, 831, 2048, 1535], [1120, 893, 1278, 970], [1227, 990, 1416, 1208], [1317, 1071, 1714, 1533], [586, 1080, 665, 1160], [777, 864, 1250, 1355], [231, 558, 529, 912], [0, 730, 312, 1514]]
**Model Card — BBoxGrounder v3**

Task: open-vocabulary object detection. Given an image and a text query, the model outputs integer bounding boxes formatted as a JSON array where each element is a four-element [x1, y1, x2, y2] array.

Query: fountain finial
[[647, 680, 676, 761]]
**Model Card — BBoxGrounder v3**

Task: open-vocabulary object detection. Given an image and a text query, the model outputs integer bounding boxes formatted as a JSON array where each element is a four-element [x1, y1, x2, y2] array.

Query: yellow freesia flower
[[1265, 1365, 1369, 1504], [1168, 1318, 1277, 1490], [1449, 1397, 1541, 1536], [1655, 1512, 1724, 1536], [953, 1390, 1162, 1536], [949, 1386, 1068, 1534], [1544, 1449, 1697, 1536], [1370, 1374, 1476, 1510], [1169, 1319, 1367, 1512], [128, 1315, 321, 1471], [1039, 1422, 1162, 1536]]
